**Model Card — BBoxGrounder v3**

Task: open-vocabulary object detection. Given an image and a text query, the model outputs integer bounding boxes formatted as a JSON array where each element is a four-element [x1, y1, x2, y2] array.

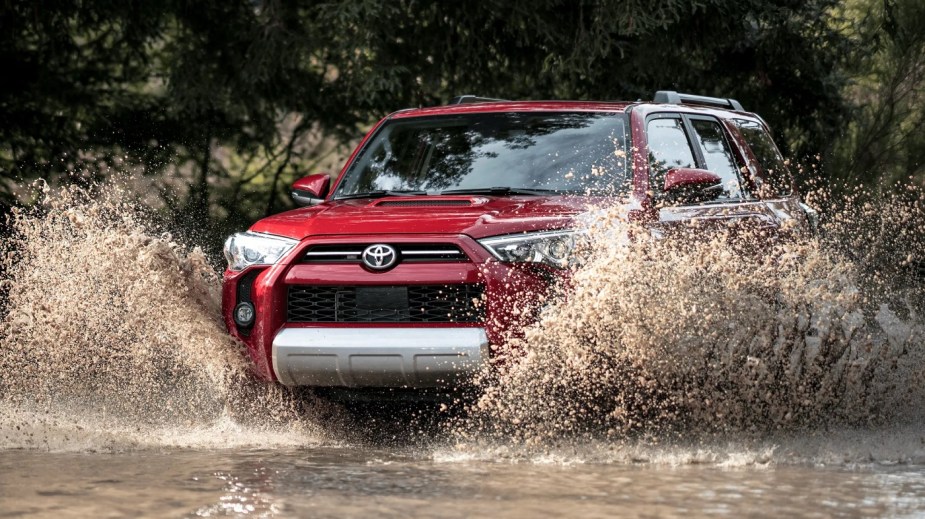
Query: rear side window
[[689, 119, 742, 199], [734, 119, 793, 197]]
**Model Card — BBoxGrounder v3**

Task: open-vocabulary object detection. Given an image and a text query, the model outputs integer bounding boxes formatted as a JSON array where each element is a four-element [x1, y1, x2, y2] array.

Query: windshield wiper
[[439, 187, 565, 196], [335, 190, 428, 200]]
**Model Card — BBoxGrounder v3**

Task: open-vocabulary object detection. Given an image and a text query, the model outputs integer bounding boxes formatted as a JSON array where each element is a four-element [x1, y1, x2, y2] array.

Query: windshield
[[335, 112, 631, 198]]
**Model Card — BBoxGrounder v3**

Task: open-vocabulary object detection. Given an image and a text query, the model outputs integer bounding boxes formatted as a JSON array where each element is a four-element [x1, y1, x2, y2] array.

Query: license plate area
[[340, 286, 410, 322], [355, 286, 408, 310]]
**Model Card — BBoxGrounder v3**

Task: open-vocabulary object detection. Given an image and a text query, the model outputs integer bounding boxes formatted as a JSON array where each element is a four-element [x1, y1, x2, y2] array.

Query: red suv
[[222, 91, 814, 390]]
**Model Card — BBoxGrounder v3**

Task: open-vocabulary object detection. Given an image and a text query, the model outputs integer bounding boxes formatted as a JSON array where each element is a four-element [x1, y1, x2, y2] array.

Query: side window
[[646, 117, 695, 191], [734, 119, 793, 197], [689, 118, 742, 199]]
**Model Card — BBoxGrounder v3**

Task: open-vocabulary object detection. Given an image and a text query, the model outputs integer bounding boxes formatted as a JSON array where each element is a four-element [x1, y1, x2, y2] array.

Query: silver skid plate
[[272, 327, 489, 387]]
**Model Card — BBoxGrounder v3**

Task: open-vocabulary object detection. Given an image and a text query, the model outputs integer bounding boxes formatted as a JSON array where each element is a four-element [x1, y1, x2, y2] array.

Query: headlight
[[478, 230, 579, 268], [223, 231, 298, 271]]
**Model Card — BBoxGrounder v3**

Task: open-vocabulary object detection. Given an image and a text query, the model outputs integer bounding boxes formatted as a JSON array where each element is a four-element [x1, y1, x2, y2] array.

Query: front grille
[[287, 284, 485, 323], [301, 243, 468, 264]]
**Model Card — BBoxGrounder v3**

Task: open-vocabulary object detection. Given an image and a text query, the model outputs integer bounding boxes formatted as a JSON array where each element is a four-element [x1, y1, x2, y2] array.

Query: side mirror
[[663, 168, 723, 204], [291, 174, 331, 207]]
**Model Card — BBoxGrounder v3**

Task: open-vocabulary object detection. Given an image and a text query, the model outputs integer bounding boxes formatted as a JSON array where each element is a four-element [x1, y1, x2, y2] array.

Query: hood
[[249, 195, 594, 240]]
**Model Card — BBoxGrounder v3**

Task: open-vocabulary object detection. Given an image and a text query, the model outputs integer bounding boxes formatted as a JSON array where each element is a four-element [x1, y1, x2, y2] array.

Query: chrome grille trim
[[301, 243, 468, 263]]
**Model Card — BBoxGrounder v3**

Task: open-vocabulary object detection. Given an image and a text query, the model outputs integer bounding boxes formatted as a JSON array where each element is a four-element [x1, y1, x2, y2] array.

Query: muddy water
[[4, 442, 925, 517], [2, 183, 925, 516]]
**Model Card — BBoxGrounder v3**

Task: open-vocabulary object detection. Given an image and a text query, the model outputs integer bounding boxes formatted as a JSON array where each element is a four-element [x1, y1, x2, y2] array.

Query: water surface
[[4, 446, 925, 518]]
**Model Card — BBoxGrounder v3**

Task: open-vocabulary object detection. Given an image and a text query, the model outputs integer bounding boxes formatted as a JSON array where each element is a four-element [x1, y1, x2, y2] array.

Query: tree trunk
[[190, 133, 211, 225]]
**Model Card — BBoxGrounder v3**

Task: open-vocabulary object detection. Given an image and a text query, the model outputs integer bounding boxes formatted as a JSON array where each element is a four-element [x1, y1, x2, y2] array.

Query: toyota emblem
[[361, 244, 398, 270]]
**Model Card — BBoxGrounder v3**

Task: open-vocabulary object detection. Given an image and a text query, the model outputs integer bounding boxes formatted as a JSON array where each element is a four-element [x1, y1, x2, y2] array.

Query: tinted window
[[647, 117, 695, 191], [337, 112, 630, 196], [690, 118, 742, 199], [734, 119, 792, 196], [647, 118, 696, 171]]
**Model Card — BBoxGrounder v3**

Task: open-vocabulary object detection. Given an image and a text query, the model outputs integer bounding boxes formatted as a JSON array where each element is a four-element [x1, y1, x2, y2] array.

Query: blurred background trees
[[1, 0, 922, 253], [829, 0, 925, 187]]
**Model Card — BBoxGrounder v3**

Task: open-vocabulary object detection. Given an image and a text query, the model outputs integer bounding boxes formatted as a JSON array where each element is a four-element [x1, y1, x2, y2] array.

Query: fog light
[[234, 302, 255, 327]]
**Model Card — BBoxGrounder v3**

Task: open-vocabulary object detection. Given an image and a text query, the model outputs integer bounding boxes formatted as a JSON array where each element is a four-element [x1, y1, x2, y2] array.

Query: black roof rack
[[653, 90, 744, 112], [449, 95, 509, 105]]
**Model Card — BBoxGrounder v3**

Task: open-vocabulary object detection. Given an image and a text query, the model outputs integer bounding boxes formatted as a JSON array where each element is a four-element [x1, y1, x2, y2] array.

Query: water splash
[[0, 183, 336, 451], [451, 187, 925, 454], [2, 180, 924, 464]]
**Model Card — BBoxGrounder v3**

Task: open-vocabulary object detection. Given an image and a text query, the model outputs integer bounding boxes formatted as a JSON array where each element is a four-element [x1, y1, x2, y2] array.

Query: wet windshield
[[335, 112, 630, 198]]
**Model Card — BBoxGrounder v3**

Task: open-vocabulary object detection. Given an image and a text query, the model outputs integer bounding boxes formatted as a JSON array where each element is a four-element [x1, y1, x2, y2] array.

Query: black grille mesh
[[287, 284, 485, 323]]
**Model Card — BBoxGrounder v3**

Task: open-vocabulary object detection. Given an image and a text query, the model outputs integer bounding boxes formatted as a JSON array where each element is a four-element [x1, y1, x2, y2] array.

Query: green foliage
[[1, 2, 167, 186], [830, 0, 925, 188], [312, 0, 851, 167]]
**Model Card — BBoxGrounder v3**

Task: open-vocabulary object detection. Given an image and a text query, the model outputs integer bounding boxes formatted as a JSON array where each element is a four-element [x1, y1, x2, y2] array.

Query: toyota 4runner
[[222, 91, 814, 390]]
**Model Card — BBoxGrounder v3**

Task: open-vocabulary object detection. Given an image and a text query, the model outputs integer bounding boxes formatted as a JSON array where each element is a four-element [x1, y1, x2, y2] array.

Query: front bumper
[[272, 327, 489, 387], [223, 233, 561, 386]]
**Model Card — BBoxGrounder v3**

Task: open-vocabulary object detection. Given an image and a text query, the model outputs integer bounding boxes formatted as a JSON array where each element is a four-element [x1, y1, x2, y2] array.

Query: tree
[[0, 0, 882, 254], [311, 0, 853, 182], [830, 0, 925, 188]]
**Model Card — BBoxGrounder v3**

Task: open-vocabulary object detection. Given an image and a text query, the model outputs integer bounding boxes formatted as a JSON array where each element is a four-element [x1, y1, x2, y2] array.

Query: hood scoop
[[373, 198, 475, 208]]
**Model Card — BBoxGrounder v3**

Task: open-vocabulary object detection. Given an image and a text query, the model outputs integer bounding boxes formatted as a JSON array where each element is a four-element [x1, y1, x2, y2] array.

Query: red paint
[[250, 196, 583, 240], [291, 174, 330, 199], [663, 168, 723, 192]]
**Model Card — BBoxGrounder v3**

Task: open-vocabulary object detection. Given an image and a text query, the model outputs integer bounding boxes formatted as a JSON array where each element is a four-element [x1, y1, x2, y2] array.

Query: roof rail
[[449, 95, 509, 105], [653, 91, 744, 112]]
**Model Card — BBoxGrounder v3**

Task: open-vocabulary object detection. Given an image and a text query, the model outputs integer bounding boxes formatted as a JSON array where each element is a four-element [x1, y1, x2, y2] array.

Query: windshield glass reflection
[[336, 112, 630, 197]]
